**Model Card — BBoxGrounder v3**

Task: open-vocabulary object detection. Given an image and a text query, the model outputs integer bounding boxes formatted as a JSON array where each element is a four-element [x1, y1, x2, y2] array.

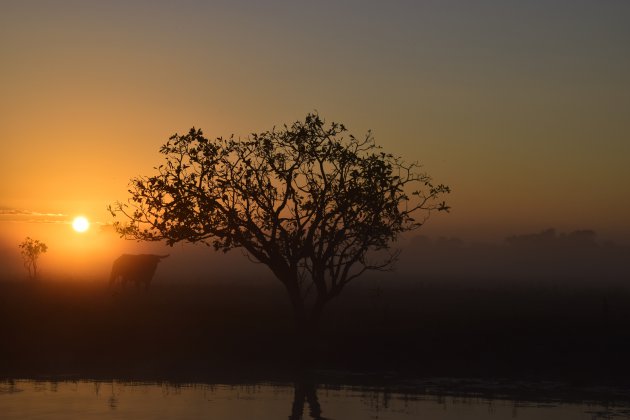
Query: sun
[[72, 216, 90, 233]]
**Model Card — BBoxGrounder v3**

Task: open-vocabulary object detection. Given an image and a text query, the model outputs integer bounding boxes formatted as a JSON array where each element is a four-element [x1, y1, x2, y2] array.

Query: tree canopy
[[109, 113, 449, 332]]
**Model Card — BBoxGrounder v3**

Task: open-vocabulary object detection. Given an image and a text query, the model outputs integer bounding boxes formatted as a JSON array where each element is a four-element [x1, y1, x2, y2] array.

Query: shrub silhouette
[[18, 237, 47, 280]]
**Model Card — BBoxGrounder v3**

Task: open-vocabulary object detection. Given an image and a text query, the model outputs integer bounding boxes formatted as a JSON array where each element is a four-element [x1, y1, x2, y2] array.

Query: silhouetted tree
[[18, 237, 48, 280], [109, 113, 449, 345]]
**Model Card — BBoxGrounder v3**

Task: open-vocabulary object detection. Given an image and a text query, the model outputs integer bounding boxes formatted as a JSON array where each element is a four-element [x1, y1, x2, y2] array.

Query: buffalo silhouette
[[109, 254, 169, 290]]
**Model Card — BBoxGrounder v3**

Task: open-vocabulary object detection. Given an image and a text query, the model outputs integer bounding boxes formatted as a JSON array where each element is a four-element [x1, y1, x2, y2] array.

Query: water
[[2, 379, 630, 419]]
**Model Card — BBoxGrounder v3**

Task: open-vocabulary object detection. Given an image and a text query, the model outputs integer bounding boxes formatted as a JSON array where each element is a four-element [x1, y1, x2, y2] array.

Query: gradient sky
[[1, 0, 629, 273]]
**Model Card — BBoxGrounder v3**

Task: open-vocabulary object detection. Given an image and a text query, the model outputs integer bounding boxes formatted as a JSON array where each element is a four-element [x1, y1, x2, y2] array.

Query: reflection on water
[[1, 379, 630, 419]]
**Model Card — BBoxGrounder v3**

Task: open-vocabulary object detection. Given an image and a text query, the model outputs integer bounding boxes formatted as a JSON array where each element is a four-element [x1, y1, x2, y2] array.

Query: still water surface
[[2, 379, 630, 419]]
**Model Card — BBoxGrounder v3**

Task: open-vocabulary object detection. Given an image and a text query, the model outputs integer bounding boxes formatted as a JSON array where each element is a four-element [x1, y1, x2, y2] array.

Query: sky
[[1, 0, 629, 278]]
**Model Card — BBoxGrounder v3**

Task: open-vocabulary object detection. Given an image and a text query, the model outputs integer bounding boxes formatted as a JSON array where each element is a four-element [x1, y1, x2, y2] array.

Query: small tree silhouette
[[18, 237, 48, 280], [109, 113, 449, 353]]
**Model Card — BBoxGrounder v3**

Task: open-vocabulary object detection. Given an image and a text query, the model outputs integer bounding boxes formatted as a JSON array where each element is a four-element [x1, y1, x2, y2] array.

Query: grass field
[[1, 278, 630, 385]]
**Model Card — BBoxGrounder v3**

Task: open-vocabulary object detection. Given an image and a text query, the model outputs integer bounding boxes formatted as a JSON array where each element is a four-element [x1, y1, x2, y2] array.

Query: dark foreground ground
[[1, 278, 630, 389]]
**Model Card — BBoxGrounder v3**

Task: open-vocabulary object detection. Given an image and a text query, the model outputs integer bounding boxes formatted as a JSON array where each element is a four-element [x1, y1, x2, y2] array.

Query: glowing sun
[[72, 216, 90, 233]]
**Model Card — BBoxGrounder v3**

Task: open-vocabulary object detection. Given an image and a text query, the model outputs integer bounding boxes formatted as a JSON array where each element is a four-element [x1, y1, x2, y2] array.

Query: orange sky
[[1, 1, 629, 277]]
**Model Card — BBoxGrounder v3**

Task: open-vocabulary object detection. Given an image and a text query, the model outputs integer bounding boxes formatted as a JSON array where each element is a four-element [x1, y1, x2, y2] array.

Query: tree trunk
[[294, 313, 322, 367], [284, 281, 326, 366]]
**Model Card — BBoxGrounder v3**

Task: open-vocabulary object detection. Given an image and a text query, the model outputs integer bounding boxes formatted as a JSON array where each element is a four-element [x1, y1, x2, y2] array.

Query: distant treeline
[[398, 229, 629, 287]]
